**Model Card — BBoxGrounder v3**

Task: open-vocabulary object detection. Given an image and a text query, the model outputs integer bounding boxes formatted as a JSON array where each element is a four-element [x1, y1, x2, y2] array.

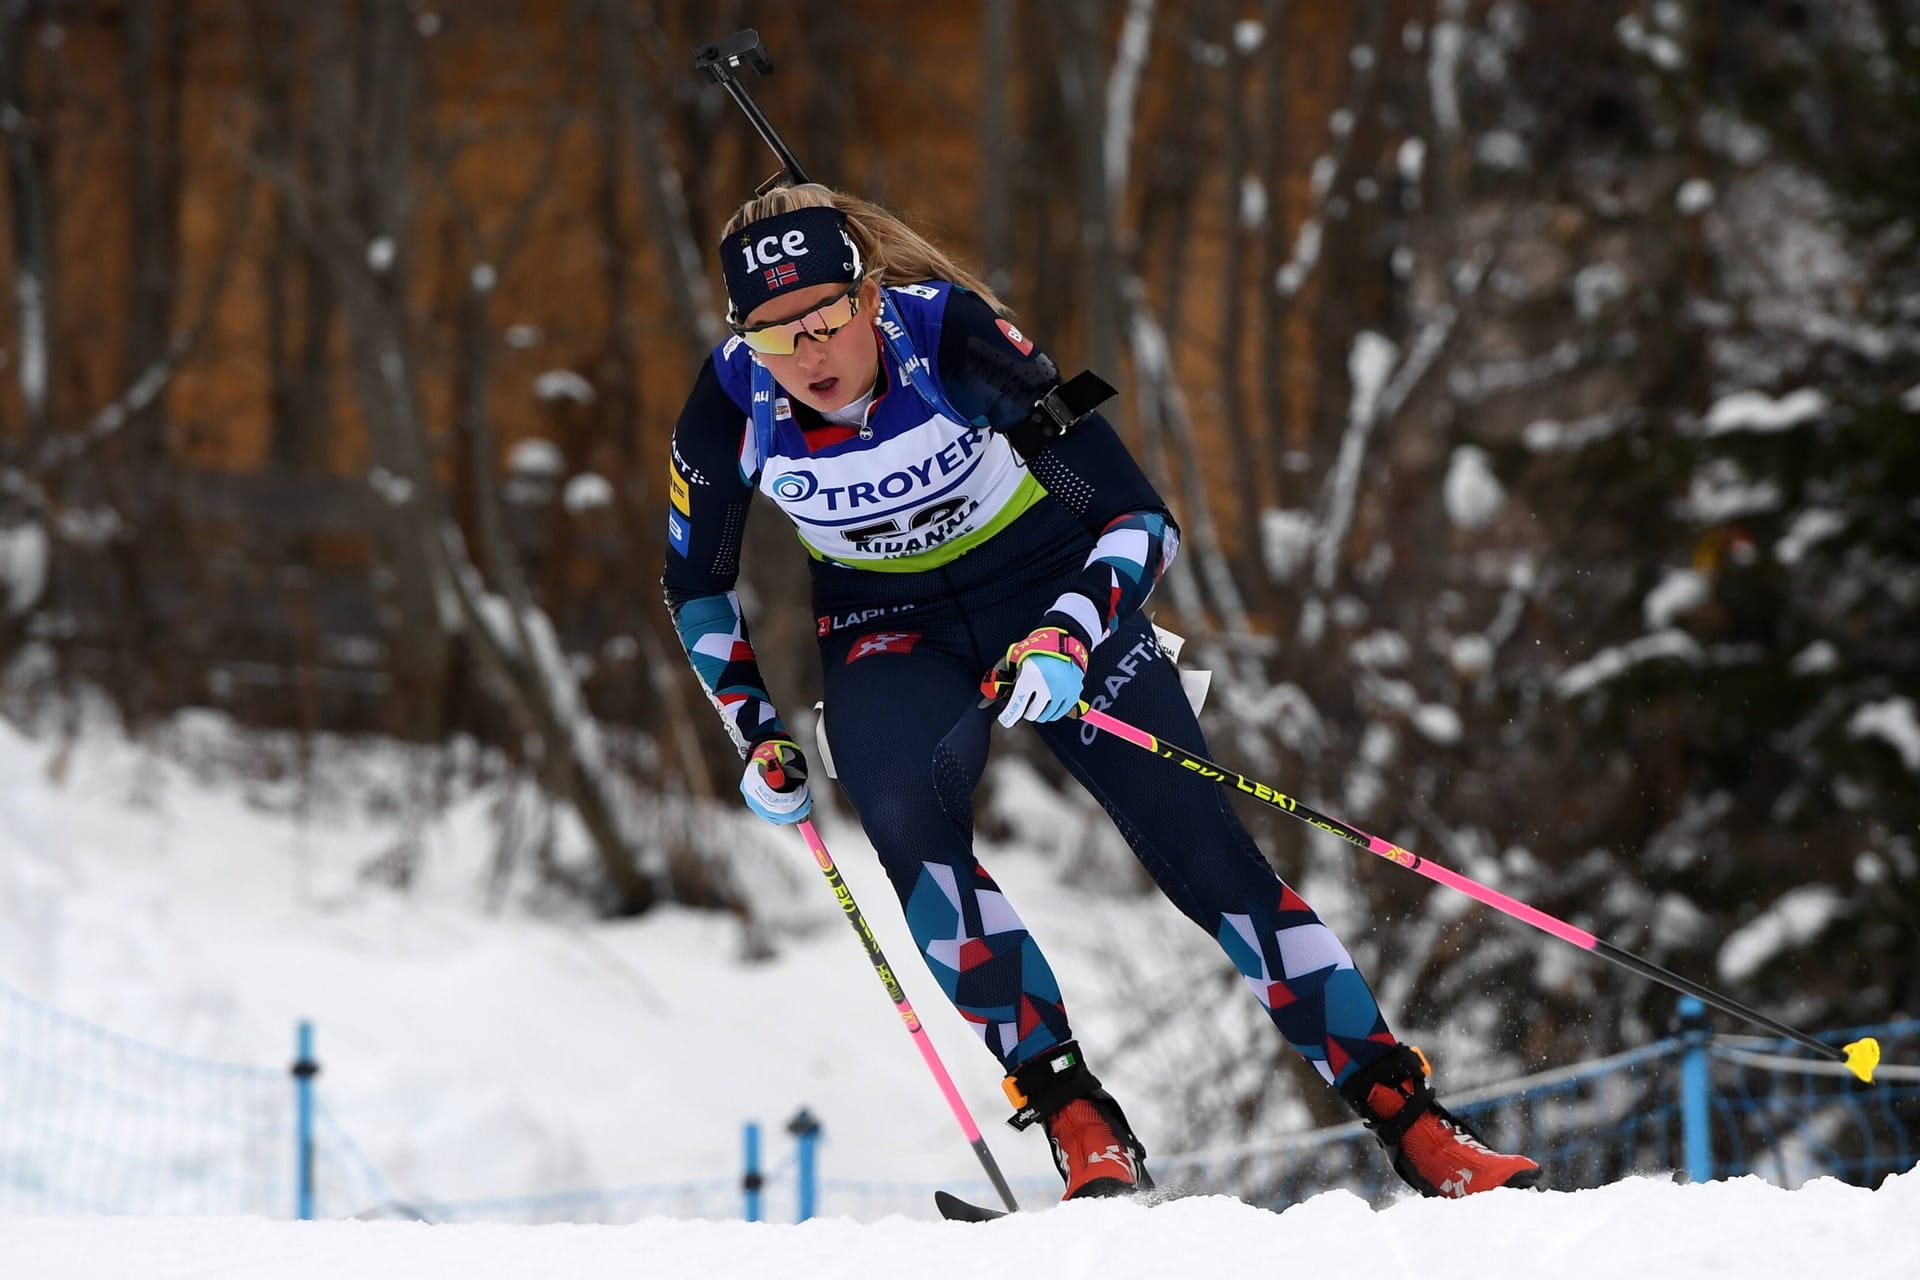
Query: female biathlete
[[662, 184, 1539, 1201]]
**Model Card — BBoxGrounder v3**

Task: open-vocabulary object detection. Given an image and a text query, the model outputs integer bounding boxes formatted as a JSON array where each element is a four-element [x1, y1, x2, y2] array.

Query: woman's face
[[743, 279, 882, 415]]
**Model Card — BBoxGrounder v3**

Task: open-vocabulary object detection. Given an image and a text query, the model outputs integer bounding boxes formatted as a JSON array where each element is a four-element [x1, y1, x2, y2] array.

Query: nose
[[790, 335, 832, 371]]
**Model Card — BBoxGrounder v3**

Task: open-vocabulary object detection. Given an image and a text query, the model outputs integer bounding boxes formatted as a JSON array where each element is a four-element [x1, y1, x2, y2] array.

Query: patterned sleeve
[[660, 358, 790, 755], [936, 288, 1181, 652]]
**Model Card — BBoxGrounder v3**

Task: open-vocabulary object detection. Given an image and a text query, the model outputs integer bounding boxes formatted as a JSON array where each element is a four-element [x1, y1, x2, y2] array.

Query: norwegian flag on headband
[[720, 205, 862, 320]]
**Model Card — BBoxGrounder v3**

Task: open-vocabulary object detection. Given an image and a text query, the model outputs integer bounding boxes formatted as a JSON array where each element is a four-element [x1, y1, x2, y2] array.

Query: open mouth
[[808, 376, 840, 399]]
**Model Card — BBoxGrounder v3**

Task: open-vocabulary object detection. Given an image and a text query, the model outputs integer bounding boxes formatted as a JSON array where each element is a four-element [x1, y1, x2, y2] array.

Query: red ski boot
[[1004, 1041, 1151, 1200], [1340, 1045, 1541, 1198]]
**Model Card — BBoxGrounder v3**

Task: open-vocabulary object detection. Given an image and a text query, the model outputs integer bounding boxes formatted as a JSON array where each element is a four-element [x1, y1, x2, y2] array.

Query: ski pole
[[981, 675, 1881, 1083], [796, 819, 1022, 1212], [693, 30, 812, 189]]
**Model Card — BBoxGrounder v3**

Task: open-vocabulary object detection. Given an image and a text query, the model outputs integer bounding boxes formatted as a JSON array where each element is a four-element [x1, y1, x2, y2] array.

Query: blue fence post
[[1679, 996, 1712, 1183], [788, 1108, 821, 1222], [292, 1021, 319, 1219], [742, 1122, 763, 1222]]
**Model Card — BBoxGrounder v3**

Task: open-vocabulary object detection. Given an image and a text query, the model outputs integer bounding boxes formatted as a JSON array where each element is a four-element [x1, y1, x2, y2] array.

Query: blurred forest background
[[1, 0, 1916, 1138]]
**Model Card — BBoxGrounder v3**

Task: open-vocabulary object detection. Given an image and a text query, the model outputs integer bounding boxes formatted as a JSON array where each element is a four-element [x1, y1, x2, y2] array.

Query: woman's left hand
[[986, 626, 1090, 727]]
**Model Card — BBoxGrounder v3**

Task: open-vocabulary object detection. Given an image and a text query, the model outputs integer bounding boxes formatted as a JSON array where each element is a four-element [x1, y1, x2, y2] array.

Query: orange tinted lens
[[739, 294, 858, 356]]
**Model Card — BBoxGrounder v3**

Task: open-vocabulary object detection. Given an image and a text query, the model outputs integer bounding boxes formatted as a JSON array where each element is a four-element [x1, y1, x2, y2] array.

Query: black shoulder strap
[[999, 370, 1117, 458]]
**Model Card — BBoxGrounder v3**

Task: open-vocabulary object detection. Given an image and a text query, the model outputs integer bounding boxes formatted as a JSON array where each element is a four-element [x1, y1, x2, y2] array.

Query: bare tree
[[2, 0, 57, 443]]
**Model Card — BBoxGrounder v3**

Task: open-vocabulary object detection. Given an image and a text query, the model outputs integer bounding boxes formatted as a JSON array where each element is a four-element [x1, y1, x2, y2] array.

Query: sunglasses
[[732, 279, 865, 356]]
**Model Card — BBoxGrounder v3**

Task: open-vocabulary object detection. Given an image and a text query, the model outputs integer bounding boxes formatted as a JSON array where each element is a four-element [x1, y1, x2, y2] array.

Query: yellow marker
[[670, 466, 690, 514], [1843, 1036, 1881, 1084]]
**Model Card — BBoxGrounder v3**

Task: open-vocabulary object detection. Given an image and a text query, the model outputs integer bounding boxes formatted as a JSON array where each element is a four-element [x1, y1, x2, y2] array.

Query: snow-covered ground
[[0, 702, 1223, 1220], [4, 702, 1917, 1277], [6, 1173, 1917, 1280]]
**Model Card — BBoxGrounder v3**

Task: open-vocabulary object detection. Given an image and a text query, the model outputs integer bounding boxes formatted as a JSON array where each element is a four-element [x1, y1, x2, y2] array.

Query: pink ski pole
[[796, 819, 1021, 1210], [1064, 704, 1880, 1084]]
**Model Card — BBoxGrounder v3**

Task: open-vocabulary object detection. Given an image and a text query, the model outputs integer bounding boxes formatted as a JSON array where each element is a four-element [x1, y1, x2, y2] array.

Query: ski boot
[[1340, 1044, 1541, 1198], [1004, 1041, 1152, 1200]]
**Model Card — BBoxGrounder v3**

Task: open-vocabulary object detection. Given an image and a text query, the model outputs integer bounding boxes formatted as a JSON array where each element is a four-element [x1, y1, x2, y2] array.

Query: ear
[[861, 277, 884, 318]]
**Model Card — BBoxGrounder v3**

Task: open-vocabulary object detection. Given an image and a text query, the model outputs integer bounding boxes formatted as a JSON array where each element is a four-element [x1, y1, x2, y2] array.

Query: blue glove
[[741, 738, 812, 824], [989, 626, 1089, 727]]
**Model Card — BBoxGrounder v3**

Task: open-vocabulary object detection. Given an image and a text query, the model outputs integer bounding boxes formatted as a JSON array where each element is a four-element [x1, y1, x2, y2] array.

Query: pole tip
[[1843, 1036, 1881, 1084]]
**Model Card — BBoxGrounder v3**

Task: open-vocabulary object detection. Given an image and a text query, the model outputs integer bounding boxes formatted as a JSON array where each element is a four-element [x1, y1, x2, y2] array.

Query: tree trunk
[[2, 0, 57, 442]]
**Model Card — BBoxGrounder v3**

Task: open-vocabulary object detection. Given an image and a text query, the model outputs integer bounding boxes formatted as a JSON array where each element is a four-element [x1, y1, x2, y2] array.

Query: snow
[[1555, 631, 1701, 699], [1703, 388, 1828, 435], [1676, 179, 1715, 214], [507, 438, 565, 477], [1442, 445, 1504, 529], [1572, 263, 1627, 320], [563, 473, 614, 514], [1260, 509, 1317, 583], [366, 238, 396, 273], [366, 467, 415, 507], [1617, 14, 1685, 70], [1643, 568, 1709, 629], [1103, 0, 1154, 203], [13, 268, 47, 414], [1717, 885, 1846, 984], [1274, 218, 1323, 297], [1449, 634, 1493, 678], [1776, 508, 1846, 566], [533, 370, 596, 405], [1790, 640, 1839, 676], [3, 700, 1919, 1273], [1475, 131, 1528, 172], [1681, 458, 1781, 522], [1521, 412, 1634, 453], [4, 1173, 1915, 1279], [1239, 175, 1268, 229], [0, 707, 1217, 1225], [1848, 697, 1920, 772], [1349, 630, 1411, 670], [1412, 704, 1463, 745], [1312, 332, 1397, 590], [1428, 15, 1465, 136], [0, 520, 49, 616], [1398, 137, 1427, 184]]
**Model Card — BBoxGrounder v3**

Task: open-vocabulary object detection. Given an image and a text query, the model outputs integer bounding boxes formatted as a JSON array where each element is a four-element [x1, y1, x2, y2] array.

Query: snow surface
[[0, 708, 1243, 1223], [4, 1172, 1916, 1279], [4, 708, 1918, 1276]]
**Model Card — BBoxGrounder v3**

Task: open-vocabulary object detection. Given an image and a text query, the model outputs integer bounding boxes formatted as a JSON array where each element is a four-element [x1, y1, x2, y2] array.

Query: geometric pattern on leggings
[[1216, 884, 1395, 1087], [904, 862, 1070, 1071]]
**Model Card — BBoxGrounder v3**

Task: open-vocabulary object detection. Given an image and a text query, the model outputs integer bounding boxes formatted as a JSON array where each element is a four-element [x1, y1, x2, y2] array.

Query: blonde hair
[[720, 184, 1012, 318]]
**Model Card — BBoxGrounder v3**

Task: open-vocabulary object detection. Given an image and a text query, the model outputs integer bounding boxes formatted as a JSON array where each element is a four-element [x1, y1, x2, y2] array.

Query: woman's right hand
[[741, 737, 813, 824]]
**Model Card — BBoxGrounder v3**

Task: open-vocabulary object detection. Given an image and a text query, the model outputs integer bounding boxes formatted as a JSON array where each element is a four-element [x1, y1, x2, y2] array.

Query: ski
[[936, 1185, 1181, 1221], [934, 1190, 1009, 1222]]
